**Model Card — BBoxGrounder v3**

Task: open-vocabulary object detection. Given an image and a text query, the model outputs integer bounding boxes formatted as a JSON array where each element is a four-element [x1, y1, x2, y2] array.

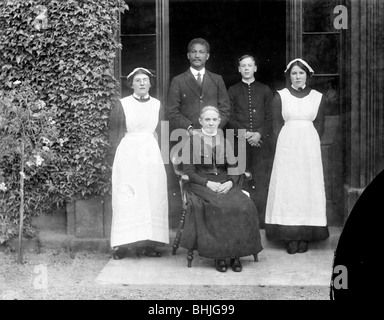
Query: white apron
[[110, 96, 169, 247], [265, 88, 327, 226]]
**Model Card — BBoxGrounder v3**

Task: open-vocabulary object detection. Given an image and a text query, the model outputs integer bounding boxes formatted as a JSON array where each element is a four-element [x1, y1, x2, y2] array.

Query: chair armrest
[[244, 171, 252, 181], [173, 164, 183, 177], [172, 163, 189, 182], [238, 170, 252, 189]]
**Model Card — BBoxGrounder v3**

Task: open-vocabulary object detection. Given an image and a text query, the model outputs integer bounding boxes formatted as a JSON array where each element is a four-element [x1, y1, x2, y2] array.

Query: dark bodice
[[183, 132, 241, 186]]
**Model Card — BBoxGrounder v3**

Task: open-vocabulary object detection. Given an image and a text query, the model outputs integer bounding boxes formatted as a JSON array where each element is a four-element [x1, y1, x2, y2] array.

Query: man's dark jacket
[[167, 69, 230, 131]]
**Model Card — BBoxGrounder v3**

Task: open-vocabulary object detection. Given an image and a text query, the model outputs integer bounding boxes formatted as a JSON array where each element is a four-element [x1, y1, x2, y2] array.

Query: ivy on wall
[[0, 0, 128, 242]]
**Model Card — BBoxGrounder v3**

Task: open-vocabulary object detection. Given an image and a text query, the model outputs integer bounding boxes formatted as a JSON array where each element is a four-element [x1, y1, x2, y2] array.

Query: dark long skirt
[[180, 181, 263, 259], [265, 224, 329, 242]]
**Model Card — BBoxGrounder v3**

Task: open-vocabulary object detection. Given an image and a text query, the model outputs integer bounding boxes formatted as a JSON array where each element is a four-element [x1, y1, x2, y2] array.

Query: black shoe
[[112, 247, 124, 260], [135, 247, 162, 258], [230, 257, 242, 272], [215, 259, 227, 272], [287, 241, 299, 254], [141, 247, 162, 257], [297, 241, 308, 253]]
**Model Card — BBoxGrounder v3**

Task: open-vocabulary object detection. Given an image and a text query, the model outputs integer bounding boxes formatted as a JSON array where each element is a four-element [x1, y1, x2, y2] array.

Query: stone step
[[96, 229, 341, 287]]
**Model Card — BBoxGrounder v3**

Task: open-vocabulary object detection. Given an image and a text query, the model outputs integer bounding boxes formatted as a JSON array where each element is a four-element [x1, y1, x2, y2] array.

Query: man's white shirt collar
[[190, 67, 206, 78]]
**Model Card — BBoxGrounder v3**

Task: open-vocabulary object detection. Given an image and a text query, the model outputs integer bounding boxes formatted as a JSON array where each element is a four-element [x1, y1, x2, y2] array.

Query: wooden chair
[[171, 152, 258, 267]]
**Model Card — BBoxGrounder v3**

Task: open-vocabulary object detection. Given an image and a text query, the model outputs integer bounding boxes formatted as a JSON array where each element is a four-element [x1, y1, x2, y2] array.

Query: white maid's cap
[[284, 58, 314, 75], [127, 67, 154, 80]]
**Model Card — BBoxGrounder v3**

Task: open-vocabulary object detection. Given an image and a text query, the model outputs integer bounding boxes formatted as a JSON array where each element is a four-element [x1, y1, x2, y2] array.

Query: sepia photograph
[[0, 0, 383, 304]]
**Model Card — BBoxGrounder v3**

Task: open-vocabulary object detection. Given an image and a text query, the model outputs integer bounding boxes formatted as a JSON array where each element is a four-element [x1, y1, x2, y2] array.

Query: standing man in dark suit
[[227, 54, 274, 226], [167, 38, 230, 134]]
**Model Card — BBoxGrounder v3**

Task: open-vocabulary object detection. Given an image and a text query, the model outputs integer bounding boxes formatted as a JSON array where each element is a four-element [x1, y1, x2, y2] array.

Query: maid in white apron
[[265, 59, 329, 254], [110, 67, 169, 259]]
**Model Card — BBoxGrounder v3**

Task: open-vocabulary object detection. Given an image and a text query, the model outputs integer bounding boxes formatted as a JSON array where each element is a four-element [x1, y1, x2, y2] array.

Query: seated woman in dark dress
[[179, 106, 263, 272]]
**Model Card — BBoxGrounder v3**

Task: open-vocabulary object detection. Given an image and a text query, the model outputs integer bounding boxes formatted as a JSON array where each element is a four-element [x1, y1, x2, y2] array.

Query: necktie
[[196, 72, 202, 88]]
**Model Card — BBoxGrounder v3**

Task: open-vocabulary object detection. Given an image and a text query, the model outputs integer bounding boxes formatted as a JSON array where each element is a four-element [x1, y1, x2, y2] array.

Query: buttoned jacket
[[227, 80, 273, 138]]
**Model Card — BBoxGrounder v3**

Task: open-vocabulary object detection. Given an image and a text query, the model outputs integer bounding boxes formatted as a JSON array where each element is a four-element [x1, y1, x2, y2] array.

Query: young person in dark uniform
[[227, 54, 274, 226]]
